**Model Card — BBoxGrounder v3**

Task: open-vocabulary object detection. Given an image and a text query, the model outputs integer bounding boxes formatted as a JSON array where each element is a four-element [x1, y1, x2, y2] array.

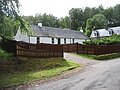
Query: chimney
[[38, 23, 42, 27], [80, 27, 83, 32]]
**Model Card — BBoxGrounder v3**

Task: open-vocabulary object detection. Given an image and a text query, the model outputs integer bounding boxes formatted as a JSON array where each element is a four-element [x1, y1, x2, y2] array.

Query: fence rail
[[63, 43, 120, 55], [16, 42, 63, 58], [1, 40, 63, 58], [62, 44, 78, 52], [77, 44, 120, 55]]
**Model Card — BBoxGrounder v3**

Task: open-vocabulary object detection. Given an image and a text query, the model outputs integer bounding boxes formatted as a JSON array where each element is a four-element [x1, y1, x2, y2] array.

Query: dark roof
[[31, 25, 89, 39]]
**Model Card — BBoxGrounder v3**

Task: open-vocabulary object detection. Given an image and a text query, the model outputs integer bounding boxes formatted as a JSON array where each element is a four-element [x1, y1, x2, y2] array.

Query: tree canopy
[[85, 14, 106, 36], [0, 0, 31, 39], [23, 4, 120, 37]]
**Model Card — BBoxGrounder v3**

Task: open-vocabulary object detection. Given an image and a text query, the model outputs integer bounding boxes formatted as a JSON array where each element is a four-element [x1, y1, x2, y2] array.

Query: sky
[[19, 0, 120, 18]]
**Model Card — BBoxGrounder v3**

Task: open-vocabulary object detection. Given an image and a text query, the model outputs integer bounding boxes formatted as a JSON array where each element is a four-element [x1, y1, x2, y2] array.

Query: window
[[94, 31, 99, 37], [73, 39, 74, 43], [109, 29, 114, 35], [64, 39, 66, 44], [58, 38, 61, 44], [37, 37, 39, 44], [52, 38, 54, 44]]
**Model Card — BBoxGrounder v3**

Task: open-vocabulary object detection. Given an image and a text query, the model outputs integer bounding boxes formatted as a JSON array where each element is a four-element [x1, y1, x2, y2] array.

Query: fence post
[[62, 44, 64, 57], [14, 41, 17, 57], [76, 42, 78, 54]]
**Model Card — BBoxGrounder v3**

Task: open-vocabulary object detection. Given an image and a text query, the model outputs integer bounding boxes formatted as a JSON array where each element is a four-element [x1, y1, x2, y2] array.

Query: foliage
[[23, 13, 60, 28], [0, 0, 32, 39], [23, 4, 120, 32], [59, 16, 70, 29], [86, 14, 106, 29], [69, 4, 120, 31], [69, 8, 84, 30], [85, 29, 92, 37], [85, 14, 106, 36], [0, 16, 20, 39], [0, 48, 12, 61], [0, 58, 80, 87], [83, 35, 120, 45]]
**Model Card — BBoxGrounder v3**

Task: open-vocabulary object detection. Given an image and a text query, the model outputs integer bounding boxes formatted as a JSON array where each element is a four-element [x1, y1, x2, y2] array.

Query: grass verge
[[79, 53, 120, 60], [0, 58, 80, 88]]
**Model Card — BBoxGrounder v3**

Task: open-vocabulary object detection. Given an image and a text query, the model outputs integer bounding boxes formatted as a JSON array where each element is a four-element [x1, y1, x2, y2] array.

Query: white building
[[15, 24, 89, 44], [90, 26, 120, 38]]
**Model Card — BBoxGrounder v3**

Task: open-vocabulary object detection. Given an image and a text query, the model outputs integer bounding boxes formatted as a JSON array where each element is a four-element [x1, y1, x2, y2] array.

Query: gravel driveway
[[26, 53, 120, 90], [64, 53, 99, 66]]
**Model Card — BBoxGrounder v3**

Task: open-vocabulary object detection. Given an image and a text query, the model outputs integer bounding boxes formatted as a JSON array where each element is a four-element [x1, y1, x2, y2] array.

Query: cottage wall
[[15, 29, 86, 44], [75, 39, 85, 44], [15, 30, 29, 43], [39, 37, 84, 44], [30, 37, 37, 44], [15, 30, 85, 44]]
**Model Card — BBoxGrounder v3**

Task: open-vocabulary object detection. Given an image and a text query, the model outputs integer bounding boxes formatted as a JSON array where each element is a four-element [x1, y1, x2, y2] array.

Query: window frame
[[52, 38, 54, 44]]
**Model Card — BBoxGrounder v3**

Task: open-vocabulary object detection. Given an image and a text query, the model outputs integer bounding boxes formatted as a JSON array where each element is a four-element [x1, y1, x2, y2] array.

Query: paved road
[[26, 53, 120, 90]]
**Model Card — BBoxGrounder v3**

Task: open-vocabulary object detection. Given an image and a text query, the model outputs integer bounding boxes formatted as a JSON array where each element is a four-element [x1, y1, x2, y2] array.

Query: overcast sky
[[19, 0, 120, 18]]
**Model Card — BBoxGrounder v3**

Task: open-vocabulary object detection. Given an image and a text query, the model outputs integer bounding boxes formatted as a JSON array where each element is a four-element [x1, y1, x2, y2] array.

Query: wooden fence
[[16, 42, 63, 58], [2, 40, 120, 57], [1, 40, 63, 58], [78, 44, 120, 55], [63, 43, 120, 55], [62, 44, 78, 52]]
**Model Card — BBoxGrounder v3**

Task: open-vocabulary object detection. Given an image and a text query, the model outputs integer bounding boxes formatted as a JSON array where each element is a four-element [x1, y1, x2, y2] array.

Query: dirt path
[[26, 54, 120, 90], [6, 53, 101, 90], [64, 53, 100, 66]]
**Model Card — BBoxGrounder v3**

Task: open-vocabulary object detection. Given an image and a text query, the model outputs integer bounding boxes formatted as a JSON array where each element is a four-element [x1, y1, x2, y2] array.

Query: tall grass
[[0, 58, 80, 87]]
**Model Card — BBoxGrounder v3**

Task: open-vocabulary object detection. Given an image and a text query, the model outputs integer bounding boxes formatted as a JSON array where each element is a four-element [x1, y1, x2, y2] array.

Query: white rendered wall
[[61, 38, 64, 44], [15, 30, 85, 44], [15, 29, 29, 43], [30, 37, 37, 44], [40, 37, 52, 44], [75, 39, 85, 44], [66, 39, 70, 44]]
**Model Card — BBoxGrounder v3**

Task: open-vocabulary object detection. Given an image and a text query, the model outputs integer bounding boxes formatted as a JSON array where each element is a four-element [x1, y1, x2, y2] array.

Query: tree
[[22, 16, 36, 25], [113, 4, 120, 26], [60, 16, 70, 29], [0, 0, 31, 39], [0, 16, 20, 39], [22, 4, 120, 34], [23, 13, 60, 28], [85, 14, 106, 36], [69, 8, 84, 30]]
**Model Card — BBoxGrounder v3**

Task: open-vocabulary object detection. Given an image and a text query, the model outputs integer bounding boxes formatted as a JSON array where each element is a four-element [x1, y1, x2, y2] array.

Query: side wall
[[15, 29, 30, 43], [30, 37, 37, 44], [40, 37, 85, 44]]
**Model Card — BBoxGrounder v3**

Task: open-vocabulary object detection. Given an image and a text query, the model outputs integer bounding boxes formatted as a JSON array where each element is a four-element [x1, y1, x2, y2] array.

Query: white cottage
[[90, 26, 120, 38], [15, 24, 89, 44]]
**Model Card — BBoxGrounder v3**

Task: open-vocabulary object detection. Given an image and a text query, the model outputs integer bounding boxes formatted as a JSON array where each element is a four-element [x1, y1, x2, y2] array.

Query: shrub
[[83, 35, 120, 45], [0, 48, 12, 61]]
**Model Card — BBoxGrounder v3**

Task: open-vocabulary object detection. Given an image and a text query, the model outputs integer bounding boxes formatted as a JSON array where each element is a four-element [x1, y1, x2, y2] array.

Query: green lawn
[[79, 53, 120, 60], [0, 58, 80, 88]]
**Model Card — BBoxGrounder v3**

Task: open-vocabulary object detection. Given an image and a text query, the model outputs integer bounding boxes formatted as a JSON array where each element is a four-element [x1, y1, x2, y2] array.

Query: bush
[[83, 35, 120, 45], [0, 48, 12, 61]]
